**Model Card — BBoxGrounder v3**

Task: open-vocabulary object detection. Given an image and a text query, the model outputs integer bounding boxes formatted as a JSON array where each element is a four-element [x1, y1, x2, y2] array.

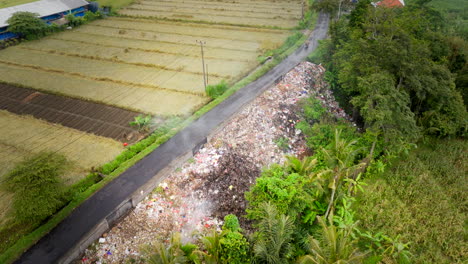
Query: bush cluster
[[2, 152, 68, 223], [205, 80, 228, 99]]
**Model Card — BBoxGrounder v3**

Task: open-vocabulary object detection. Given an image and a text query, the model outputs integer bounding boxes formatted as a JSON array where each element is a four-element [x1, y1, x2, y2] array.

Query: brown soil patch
[[0, 83, 141, 142]]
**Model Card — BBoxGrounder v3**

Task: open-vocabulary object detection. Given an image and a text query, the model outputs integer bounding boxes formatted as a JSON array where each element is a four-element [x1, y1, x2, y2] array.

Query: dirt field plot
[[0, 11, 294, 116], [0, 84, 141, 142], [120, 0, 302, 28]]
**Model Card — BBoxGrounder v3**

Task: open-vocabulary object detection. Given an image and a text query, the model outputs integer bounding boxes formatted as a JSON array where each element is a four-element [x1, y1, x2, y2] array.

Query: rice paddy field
[[0, 21, 292, 115], [0, 110, 123, 224], [120, 0, 303, 28], [0, 0, 305, 257]]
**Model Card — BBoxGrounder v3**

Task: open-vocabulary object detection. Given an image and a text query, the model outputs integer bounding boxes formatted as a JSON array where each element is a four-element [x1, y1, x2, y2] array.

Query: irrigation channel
[[15, 12, 330, 264]]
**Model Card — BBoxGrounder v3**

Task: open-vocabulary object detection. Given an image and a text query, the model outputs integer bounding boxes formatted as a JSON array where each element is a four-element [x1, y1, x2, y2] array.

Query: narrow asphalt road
[[15, 12, 329, 264]]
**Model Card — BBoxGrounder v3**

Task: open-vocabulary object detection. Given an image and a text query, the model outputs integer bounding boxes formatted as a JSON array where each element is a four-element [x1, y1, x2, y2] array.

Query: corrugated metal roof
[[0, 0, 89, 28], [375, 0, 405, 8]]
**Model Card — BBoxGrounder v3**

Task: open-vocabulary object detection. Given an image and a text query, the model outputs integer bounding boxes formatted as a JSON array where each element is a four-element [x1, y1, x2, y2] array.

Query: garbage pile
[[80, 62, 348, 264], [191, 144, 261, 224]]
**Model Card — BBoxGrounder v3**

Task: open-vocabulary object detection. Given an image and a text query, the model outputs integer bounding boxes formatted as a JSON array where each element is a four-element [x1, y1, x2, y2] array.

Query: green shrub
[[220, 230, 250, 264], [274, 136, 289, 151], [245, 164, 322, 224], [6, 12, 48, 40], [222, 214, 240, 232], [65, 13, 84, 27], [206, 80, 228, 99], [2, 152, 68, 223], [83, 10, 103, 21], [129, 114, 152, 132]]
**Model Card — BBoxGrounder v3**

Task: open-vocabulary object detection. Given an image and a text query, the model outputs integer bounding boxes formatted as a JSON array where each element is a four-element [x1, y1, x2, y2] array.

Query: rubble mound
[[192, 144, 260, 223]]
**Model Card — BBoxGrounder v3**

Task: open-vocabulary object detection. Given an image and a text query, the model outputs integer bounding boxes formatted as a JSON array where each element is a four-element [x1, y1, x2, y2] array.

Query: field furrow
[[0, 64, 209, 115], [75, 24, 262, 52], [51, 33, 257, 62], [19, 41, 252, 78], [119, 9, 298, 28], [127, 4, 300, 20], [0, 48, 224, 95], [93, 17, 289, 43], [137, 1, 300, 16], [149, 0, 302, 11]]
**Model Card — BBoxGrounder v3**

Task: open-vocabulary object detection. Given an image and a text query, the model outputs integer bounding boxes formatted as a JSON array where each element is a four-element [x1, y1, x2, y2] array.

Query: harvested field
[[120, 0, 302, 28], [0, 83, 141, 142], [0, 110, 124, 228], [0, 6, 296, 115], [0, 110, 124, 182], [0, 64, 208, 115]]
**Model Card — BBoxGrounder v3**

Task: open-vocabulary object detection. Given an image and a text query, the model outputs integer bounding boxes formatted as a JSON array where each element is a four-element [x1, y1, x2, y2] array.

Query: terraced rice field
[[120, 0, 302, 28], [0, 9, 296, 115]]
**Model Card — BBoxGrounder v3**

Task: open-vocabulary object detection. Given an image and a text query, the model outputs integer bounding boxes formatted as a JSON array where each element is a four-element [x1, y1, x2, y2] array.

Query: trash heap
[[80, 62, 349, 264]]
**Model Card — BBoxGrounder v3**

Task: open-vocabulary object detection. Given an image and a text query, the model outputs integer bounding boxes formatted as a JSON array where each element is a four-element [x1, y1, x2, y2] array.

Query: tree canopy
[[6, 11, 48, 39], [319, 2, 467, 142]]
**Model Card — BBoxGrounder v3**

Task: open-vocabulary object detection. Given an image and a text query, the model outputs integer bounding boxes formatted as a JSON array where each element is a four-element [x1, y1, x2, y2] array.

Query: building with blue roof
[[0, 0, 90, 41]]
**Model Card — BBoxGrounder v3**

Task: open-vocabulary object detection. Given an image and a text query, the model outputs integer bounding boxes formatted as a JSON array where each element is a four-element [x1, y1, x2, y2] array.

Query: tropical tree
[[321, 129, 363, 218], [199, 228, 225, 264], [141, 232, 189, 264], [297, 216, 365, 264], [253, 202, 295, 264], [6, 11, 48, 39]]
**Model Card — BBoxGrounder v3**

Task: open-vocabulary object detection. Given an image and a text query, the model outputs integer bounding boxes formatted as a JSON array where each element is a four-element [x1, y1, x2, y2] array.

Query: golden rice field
[[120, 0, 303, 28], [0, 110, 124, 224], [0, 0, 300, 115], [0, 111, 123, 182]]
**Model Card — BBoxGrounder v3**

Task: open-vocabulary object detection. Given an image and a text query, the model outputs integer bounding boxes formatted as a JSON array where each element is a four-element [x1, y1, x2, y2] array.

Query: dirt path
[[15, 12, 330, 264], [0, 83, 141, 142]]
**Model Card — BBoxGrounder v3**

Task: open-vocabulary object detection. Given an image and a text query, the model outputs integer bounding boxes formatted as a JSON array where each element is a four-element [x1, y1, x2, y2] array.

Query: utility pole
[[301, 0, 304, 20], [196, 40, 207, 89]]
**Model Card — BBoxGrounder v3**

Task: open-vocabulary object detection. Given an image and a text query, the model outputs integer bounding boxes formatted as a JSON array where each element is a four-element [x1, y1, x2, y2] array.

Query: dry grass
[[0, 110, 124, 225], [356, 138, 467, 263], [0, 111, 123, 180]]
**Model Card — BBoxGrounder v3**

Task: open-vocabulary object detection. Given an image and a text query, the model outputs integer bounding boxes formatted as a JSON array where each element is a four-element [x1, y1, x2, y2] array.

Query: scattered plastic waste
[[81, 62, 352, 263]]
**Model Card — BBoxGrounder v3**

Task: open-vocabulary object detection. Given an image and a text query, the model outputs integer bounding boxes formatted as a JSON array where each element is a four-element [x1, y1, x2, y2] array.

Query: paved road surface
[[15, 12, 329, 264]]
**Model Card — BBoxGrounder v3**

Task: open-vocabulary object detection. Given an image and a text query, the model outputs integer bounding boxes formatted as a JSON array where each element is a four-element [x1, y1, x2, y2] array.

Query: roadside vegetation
[[139, 0, 466, 263]]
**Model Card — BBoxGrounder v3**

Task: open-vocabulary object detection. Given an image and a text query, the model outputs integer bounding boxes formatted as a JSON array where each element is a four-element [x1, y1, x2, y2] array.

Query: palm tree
[[141, 232, 188, 264], [199, 228, 225, 264], [253, 202, 295, 264], [297, 216, 365, 264], [321, 129, 364, 218], [285, 155, 318, 177]]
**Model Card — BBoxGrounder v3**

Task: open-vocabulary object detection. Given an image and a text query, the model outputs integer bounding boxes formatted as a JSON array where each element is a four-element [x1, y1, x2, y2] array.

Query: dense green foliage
[[4, 11, 102, 42], [2, 152, 68, 223], [206, 80, 228, 99], [356, 138, 467, 263], [317, 1, 467, 141], [6, 12, 48, 40], [245, 164, 321, 223], [219, 215, 251, 264], [252, 203, 295, 264]]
